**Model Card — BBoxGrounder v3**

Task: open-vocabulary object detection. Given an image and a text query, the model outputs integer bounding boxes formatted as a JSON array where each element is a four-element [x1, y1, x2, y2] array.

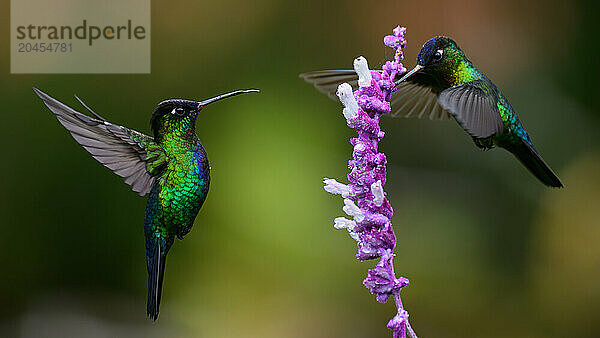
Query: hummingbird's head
[[397, 36, 468, 86], [415, 36, 462, 67], [150, 89, 259, 140], [150, 99, 201, 139]]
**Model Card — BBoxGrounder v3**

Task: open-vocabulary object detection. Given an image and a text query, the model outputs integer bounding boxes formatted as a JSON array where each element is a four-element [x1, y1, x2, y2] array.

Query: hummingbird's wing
[[34, 88, 167, 196], [437, 80, 504, 139], [390, 79, 450, 120], [300, 70, 360, 100], [300, 70, 451, 120]]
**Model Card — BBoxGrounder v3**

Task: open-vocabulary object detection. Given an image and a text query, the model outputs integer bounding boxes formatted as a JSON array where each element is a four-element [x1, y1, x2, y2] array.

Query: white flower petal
[[354, 56, 372, 87], [334, 217, 355, 230], [336, 83, 358, 120], [371, 180, 384, 206], [354, 143, 366, 152], [343, 198, 364, 222], [323, 178, 350, 198]]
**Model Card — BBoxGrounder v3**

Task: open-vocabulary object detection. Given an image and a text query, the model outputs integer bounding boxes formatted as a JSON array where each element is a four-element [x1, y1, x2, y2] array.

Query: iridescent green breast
[[153, 143, 209, 232]]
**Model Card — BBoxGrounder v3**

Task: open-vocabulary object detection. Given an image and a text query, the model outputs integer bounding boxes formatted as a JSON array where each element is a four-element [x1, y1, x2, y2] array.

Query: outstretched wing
[[437, 80, 504, 139], [390, 80, 450, 120], [300, 70, 451, 120], [300, 70, 359, 100], [34, 88, 167, 196]]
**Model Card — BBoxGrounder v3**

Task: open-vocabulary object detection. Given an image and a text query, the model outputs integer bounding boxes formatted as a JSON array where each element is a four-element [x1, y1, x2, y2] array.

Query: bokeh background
[[2, 0, 599, 337]]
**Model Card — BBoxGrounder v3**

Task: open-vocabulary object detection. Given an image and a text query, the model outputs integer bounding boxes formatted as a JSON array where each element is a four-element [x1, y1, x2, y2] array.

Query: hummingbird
[[34, 87, 259, 321], [301, 36, 562, 187]]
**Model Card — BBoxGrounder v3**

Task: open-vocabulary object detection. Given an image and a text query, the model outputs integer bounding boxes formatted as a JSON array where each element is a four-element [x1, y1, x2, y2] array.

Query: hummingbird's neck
[[154, 114, 199, 150], [444, 58, 480, 87]]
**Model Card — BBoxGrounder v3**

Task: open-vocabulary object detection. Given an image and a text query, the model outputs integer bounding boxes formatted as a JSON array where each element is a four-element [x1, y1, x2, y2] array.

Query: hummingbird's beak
[[196, 89, 260, 109], [396, 65, 423, 83]]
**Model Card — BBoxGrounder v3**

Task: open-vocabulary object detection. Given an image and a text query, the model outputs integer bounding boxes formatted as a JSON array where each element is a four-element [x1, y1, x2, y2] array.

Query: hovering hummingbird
[[301, 36, 562, 187], [34, 87, 259, 321]]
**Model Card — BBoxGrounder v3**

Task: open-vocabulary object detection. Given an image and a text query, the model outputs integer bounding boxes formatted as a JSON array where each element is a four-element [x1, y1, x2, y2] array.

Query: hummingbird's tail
[[506, 139, 563, 188], [146, 236, 170, 322]]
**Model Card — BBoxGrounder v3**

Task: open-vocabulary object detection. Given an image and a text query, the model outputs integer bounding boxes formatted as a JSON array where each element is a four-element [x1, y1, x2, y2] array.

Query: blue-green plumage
[[34, 88, 258, 322]]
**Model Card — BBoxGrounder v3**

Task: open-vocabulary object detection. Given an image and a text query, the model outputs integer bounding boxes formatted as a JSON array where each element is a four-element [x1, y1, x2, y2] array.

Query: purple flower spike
[[324, 26, 417, 338]]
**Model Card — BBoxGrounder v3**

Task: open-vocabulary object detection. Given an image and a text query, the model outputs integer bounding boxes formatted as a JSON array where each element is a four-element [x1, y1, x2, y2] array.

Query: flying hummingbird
[[301, 36, 562, 187], [34, 87, 259, 321]]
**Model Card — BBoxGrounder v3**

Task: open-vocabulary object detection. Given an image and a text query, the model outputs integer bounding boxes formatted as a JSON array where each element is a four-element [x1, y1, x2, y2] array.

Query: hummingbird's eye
[[432, 49, 443, 62], [170, 107, 186, 116]]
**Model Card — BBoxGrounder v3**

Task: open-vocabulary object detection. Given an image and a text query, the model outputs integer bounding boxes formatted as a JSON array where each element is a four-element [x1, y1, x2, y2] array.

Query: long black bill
[[395, 65, 423, 84], [197, 89, 260, 109]]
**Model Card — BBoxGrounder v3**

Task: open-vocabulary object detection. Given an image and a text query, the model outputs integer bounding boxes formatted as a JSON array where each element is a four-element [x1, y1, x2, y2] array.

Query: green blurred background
[[2, 0, 600, 337]]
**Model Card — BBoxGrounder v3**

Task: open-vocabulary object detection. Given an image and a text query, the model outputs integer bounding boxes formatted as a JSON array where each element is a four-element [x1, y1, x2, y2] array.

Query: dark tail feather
[[147, 238, 168, 322], [507, 139, 563, 188]]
